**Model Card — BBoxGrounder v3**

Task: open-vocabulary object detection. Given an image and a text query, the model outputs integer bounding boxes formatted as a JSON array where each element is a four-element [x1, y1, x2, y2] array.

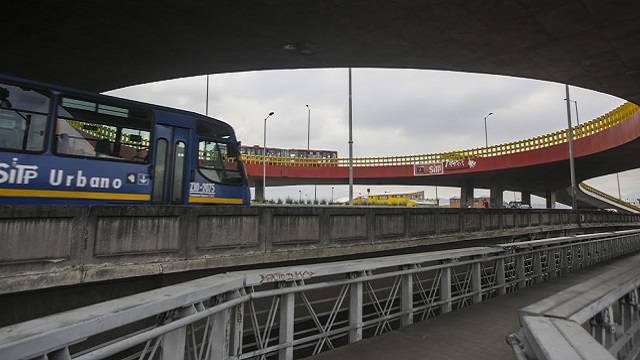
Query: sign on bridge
[[414, 158, 478, 176]]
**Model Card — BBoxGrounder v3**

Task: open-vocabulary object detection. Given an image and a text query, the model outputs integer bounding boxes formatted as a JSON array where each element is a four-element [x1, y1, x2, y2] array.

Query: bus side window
[[0, 83, 49, 152], [55, 97, 152, 162]]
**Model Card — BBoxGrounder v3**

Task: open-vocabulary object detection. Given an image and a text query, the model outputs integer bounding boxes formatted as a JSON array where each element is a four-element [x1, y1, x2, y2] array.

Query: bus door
[[151, 125, 191, 204]]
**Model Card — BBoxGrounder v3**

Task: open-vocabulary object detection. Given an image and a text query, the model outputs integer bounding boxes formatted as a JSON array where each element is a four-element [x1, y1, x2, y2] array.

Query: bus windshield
[[198, 138, 243, 185]]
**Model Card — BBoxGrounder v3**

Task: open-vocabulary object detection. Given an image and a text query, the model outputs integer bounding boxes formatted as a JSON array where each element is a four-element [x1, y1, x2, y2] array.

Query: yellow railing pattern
[[66, 119, 151, 149], [241, 102, 640, 167], [579, 182, 640, 212]]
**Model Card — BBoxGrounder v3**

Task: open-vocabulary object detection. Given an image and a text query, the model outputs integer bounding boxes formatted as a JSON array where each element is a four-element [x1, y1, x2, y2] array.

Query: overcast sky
[[106, 68, 638, 206]]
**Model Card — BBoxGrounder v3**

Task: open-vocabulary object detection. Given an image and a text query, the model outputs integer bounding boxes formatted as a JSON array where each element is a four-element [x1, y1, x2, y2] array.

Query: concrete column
[[490, 186, 503, 208], [279, 291, 295, 360], [521, 192, 531, 206], [545, 191, 556, 209], [400, 265, 415, 327], [254, 179, 264, 202], [440, 266, 452, 314], [349, 274, 363, 343], [460, 184, 474, 208]]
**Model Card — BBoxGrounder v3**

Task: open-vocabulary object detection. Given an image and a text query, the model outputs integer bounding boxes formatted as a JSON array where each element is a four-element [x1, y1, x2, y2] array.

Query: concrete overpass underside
[[2, 1, 640, 104]]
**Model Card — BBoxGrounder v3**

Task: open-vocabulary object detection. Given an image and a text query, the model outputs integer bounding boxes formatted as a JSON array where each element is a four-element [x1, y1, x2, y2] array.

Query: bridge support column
[[521, 192, 531, 206], [460, 184, 474, 208], [401, 265, 415, 326], [254, 180, 265, 202], [161, 305, 196, 360], [349, 273, 363, 343], [490, 186, 503, 208], [546, 191, 556, 209], [279, 289, 295, 360], [440, 265, 452, 314]]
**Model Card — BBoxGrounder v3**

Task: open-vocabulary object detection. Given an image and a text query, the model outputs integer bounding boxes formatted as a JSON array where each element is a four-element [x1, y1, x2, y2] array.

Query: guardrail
[[510, 247, 640, 359], [241, 102, 639, 167], [2, 230, 640, 360], [2, 205, 639, 296], [579, 182, 640, 213]]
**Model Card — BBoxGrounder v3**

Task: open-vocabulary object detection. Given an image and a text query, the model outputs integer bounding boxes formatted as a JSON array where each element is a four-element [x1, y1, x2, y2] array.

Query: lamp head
[[268, 112, 275, 116]]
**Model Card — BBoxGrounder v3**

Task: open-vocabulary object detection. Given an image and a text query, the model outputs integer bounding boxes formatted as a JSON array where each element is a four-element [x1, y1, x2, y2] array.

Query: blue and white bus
[[0, 74, 250, 205]]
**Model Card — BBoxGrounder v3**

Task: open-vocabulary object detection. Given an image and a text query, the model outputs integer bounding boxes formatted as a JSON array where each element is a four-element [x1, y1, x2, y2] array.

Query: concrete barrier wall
[[0, 205, 638, 295]]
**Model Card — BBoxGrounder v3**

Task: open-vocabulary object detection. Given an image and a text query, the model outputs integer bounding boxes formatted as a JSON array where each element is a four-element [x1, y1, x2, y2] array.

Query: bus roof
[[0, 73, 233, 131]]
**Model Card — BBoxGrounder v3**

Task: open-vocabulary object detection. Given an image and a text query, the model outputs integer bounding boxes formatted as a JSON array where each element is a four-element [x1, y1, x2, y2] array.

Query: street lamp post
[[484, 112, 494, 147], [348, 68, 354, 205], [331, 186, 334, 204], [299, 189, 302, 203], [263, 112, 275, 202], [571, 100, 580, 126], [616, 173, 622, 200], [306, 104, 317, 202], [564, 85, 578, 218], [205, 75, 210, 116]]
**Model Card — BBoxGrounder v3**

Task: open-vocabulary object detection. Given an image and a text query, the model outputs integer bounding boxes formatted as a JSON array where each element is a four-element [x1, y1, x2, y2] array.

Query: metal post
[[516, 253, 527, 288], [435, 186, 439, 207], [565, 85, 578, 219], [263, 118, 267, 203], [348, 68, 354, 205], [211, 306, 232, 360], [471, 261, 482, 304], [307, 104, 317, 202], [263, 112, 274, 203], [162, 306, 196, 360], [205, 75, 210, 116], [349, 273, 363, 342], [440, 265, 452, 314], [306, 105, 310, 152], [279, 290, 295, 360], [533, 251, 543, 283], [617, 173, 622, 199], [401, 266, 414, 326], [573, 100, 580, 126], [483, 112, 493, 148], [496, 257, 506, 295], [331, 186, 334, 204]]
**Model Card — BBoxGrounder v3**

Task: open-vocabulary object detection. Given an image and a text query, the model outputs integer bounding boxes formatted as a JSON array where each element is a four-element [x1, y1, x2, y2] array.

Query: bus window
[[172, 141, 186, 203], [152, 139, 168, 203], [198, 139, 243, 185], [55, 97, 151, 162], [0, 83, 49, 152]]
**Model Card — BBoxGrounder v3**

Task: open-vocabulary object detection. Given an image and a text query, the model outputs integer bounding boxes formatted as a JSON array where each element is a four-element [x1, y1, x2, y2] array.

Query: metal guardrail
[[579, 182, 640, 213], [241, 102, 639, 167], [510, 243, 640, 359], [1, 230, 640, 360]]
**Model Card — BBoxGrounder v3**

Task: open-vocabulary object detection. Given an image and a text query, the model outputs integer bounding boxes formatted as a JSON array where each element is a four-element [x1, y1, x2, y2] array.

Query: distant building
[[449, 196, 491, 208]]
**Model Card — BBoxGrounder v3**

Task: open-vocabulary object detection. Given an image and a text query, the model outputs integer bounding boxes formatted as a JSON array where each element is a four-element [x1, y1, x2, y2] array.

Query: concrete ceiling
[[3, 1, 640, 102]]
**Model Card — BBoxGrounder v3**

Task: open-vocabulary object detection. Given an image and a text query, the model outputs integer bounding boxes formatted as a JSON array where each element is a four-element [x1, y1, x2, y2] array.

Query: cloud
[[106, 68, 634, 203]]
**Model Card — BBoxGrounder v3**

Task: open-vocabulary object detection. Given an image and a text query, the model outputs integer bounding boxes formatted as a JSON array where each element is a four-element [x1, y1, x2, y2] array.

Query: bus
[[240, 145, 338, 159], [240, 145, 339, 166], [0, 74, 250, 205]]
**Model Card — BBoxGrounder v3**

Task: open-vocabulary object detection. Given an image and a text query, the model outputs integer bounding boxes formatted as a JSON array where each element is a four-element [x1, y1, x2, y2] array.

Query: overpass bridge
[[243, 102, 640, 212], [2, 229, 640, 360]]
